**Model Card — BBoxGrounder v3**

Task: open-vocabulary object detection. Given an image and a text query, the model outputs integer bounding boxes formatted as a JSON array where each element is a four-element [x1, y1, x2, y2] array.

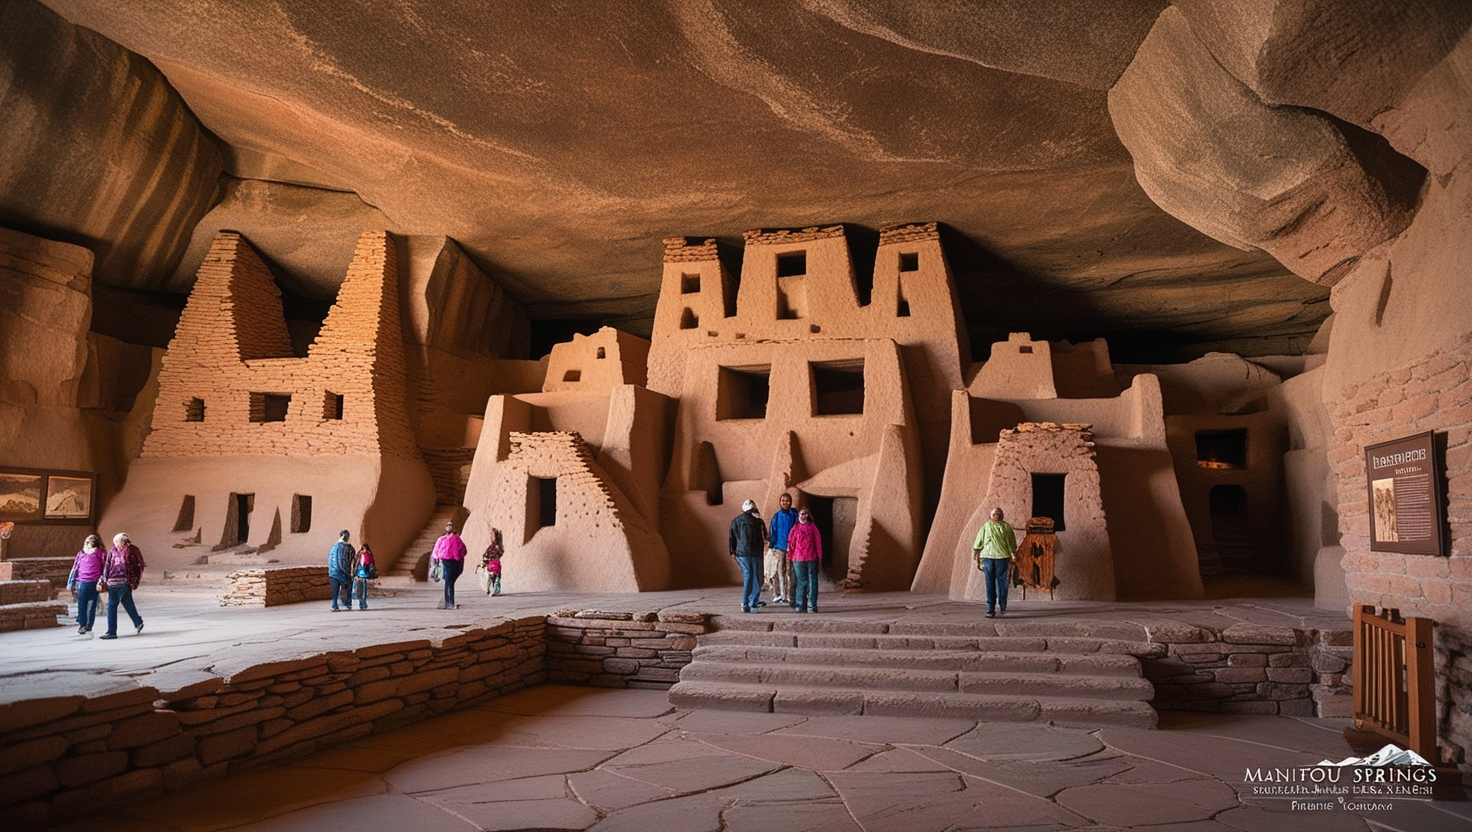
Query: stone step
[[0, 579, 55, 605], [679, 660, 1154, 701], [696, 628, 1163, 657], [387, 505, 467, 580], [691, 643, 1143, 677], [668, 679, 1158, 728], [0, 601, 67, 632]]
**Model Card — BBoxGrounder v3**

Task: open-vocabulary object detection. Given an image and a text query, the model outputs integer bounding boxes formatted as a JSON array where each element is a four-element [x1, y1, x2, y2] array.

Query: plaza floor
[[6, 578, 1470, 831]]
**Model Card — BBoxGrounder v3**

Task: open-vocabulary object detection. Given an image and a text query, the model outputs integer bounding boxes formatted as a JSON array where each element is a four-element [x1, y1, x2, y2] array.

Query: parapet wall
[[0, 618, 547, 828]]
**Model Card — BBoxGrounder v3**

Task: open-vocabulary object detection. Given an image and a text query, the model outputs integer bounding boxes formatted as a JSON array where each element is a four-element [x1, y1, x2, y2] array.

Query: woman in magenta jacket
[[66, 534, 105, 634], [787, 508, 823, 613]]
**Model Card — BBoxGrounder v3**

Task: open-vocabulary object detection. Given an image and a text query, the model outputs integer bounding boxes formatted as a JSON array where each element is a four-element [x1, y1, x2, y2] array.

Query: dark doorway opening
[[1208, 484, 1254, 572], [536, 477, 558, 529], [1030, 473, 1066, 531], [803, 494, 857, 582], [220, 492, 254, 548]]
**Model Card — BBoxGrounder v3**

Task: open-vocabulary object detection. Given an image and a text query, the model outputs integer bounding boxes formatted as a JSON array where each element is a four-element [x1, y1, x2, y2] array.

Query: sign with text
[[1365, 432, 1445, 556]]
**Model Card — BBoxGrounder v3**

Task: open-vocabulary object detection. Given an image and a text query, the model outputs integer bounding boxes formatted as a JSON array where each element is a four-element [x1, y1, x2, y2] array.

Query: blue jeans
[[353, 577, 369, 609], [75, 582, 101, 631], [982, 557, 1011, 613], [442, 558, 464, 607], [736, 555, 762, 610], [329, 577, 351, 609], [104, 584, 142, 636], [792, 560, 819, 612]]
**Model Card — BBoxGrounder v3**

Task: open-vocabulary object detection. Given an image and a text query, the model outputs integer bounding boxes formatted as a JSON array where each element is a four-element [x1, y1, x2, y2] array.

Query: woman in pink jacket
[[787, 508, 823, 613], [66, 534, 105, 635]]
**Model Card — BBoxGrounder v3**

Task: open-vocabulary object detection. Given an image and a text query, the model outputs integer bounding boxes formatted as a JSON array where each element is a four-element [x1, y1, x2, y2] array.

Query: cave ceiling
[[38, 0, 1329, 360]]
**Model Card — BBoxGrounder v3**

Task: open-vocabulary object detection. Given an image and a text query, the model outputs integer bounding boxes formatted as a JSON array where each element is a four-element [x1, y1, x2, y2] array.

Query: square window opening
[[184, 398, 205, 422], [596, 347, 606, 359], [812, 361, 865, 416], [1019, 345, 1034, 354], [291, 494, 312, 533], [1031, 473, 1066, 531], [563, 369, 582, 382], [681, 273, 701, 293], [1197, 429, 1248, 469], [899, 252, 919, 272], [717, 366, 771, 420], [324, 392, 344, 420], [250, 393, 291, 423], [776, 251, 807, 277]]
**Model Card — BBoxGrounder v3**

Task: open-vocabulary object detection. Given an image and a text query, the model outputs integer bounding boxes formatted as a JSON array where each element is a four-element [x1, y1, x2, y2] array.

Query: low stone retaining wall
[[0, 602, 66, 633], [219, 566, 333, 607], [0, 617, 546, 828], [546, 609, 711, 689], [1142, 623, 1353, 717], [0, 579, 54, 604], [0, 559, 74, 592]]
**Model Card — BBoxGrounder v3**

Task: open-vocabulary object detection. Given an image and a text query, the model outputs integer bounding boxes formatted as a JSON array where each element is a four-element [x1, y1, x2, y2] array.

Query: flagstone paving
[[44, 685, 1472, 832]]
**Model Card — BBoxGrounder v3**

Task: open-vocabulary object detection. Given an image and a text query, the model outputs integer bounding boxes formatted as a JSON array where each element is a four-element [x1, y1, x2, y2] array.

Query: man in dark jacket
[[729, 499, 768, 612]]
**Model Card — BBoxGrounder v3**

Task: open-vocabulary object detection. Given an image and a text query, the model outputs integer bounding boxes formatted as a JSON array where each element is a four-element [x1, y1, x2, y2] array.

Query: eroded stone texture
[[1108, 7, 1423, 285], [0, 1, 221, 293]]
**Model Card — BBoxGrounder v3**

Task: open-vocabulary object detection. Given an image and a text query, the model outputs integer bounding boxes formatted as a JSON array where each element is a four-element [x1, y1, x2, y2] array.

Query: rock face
[[29, 0, 1324, 357], [0, 0, 222, 295], [1108, 8, 1424, 286]]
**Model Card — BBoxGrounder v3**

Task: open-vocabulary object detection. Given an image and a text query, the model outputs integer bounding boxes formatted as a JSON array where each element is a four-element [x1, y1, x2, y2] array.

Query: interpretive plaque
[[1364, 432, 1445, 556]]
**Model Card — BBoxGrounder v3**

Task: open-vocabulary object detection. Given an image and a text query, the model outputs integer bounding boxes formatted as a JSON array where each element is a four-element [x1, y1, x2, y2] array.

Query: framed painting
[[44, 474, 94, 521], [0, 471, 44, 522]]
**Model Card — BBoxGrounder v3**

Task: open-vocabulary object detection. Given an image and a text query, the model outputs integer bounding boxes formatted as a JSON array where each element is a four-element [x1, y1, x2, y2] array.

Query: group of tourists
[[728, 492, 823, 613], [326, 530, 378, 611], [65, 532, 146, 639], [328, 523, 503, 612], [730, 497, 1022, 617]]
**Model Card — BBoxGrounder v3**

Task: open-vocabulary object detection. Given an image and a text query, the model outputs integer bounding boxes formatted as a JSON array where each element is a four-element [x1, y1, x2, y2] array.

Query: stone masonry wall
[[1143, 623, 1352, 717], [218, 566, 332, 607], [0, 617, 546, 828], [1330, 332, 1472, 767], [545, 609, 712, 689]]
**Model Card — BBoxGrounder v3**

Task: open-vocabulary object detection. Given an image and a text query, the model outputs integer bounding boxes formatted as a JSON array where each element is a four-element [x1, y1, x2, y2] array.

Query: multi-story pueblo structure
[[1, 1, 1469, 827]]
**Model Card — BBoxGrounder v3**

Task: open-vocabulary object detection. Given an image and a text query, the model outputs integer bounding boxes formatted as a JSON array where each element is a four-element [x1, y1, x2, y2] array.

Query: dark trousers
[[982, 557, 1010, 613], [329, 576, 351, 609], [442, 558, 464, 607], [792, 559, 819, 612], [75, 582, 100, 631], [104, 584, 142, 636]]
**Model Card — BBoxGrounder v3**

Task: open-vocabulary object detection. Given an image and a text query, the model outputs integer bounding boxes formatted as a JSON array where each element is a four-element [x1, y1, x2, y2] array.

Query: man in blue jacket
[[766, 492, 800, 606], [728, 499, 768, 612]]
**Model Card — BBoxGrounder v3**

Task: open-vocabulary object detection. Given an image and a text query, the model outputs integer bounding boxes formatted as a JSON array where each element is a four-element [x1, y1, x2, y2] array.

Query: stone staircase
[[669, 616, 1162, 728], [0, 577, 66, 632], [386, 505, 468, 581]]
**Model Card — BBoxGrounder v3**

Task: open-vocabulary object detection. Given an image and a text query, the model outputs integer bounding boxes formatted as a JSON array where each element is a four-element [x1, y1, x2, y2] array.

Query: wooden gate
[[1350, 604, 1436, 761]]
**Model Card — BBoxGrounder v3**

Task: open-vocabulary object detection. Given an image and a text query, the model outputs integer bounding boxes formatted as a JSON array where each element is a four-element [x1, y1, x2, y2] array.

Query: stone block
[[131, 733, 196, 767], [106, 712, 182, 749], [53, 751, 127, 788], [1213, 667, 1266, 684], [603, 658, 641, 675], [1266, 667, 1313, 684], [0, 737, 67, 777], [197, 725, 258, 766], [1221, 624, 1299, 645]]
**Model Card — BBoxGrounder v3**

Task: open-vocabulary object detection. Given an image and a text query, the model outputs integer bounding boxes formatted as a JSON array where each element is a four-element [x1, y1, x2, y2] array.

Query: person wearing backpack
[[353, 543, 378, 610], [98, 532, 144, 639]]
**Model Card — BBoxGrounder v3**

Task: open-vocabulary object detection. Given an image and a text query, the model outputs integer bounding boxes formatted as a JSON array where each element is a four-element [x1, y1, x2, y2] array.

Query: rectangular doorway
[[803, 494, 857, 582]]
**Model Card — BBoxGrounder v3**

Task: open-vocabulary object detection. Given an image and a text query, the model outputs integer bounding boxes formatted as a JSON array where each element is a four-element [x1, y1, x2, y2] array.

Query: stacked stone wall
[[143, 230, 420, 461], [1143, 623, 1352, 717], [218, 566, 333, 607], [0, 617, 546, 828], [1330, 332, 1472, 767], [545, 610, 711, 688], [0, 559, 74, 593]]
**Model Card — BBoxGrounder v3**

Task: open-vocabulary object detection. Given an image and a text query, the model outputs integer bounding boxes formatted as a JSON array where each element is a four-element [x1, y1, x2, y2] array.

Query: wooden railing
[[1351, 604, 1436, 760]]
